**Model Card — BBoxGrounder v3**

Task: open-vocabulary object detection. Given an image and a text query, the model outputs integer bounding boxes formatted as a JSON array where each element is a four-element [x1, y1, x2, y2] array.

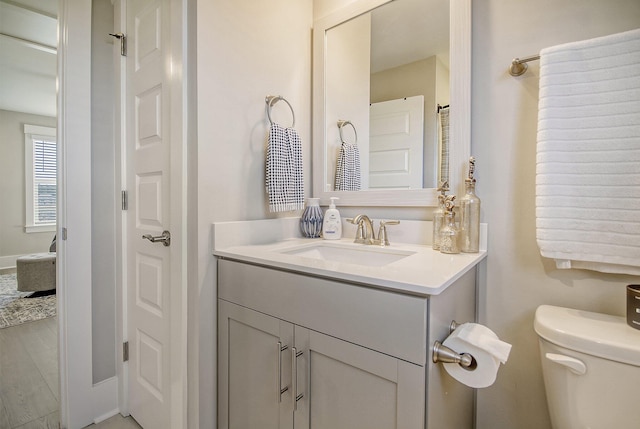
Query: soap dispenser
[[459, 157, 481, 253], [432, 181, 449, 250], [322, 197, 342, 240]]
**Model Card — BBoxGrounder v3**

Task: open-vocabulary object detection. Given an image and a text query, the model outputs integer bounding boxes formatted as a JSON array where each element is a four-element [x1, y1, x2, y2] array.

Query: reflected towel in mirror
[[335, 142, 361, 191]]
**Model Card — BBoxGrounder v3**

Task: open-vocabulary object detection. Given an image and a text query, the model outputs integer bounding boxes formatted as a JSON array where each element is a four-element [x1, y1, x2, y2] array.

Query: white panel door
[[125, 0, 178, 427], [369, 96, 424, 189], [294, 327, 425, 429]]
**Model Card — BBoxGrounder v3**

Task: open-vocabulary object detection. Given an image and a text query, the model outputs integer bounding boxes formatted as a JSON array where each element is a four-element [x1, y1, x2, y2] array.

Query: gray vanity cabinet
[[217, 300, 294, 429], [293, 325, 424, 429], [217, 258, 477, 429], [218, 300, 423, 429]]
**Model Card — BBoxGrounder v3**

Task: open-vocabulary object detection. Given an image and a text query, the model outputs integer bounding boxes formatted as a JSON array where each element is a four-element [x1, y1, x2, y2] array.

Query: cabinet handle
[[278, 342, 289, 402], [292, 347, 304, 410]]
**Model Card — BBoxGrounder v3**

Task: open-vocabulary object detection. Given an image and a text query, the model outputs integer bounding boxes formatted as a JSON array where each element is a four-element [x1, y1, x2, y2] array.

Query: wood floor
[[0, 317, 58, 429], [0, 317, 140, 429]]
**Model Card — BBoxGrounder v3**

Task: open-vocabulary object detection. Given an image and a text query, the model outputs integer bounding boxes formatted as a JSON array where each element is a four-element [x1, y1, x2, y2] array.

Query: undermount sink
[[279, 242, 416, 267]]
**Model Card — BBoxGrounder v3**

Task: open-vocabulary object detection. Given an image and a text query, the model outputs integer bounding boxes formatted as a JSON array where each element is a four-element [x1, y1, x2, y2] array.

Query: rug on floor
[[0, 273, 56, 329]]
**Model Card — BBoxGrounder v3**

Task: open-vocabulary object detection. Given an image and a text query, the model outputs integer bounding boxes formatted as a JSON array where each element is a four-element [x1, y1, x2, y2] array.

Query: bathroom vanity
[[214, 218, 486, 429]]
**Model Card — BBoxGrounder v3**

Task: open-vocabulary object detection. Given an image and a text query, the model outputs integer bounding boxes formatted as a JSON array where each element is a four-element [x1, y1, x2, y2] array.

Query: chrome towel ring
[[266, 95, 295, 128], [337, 120, 357, 144]]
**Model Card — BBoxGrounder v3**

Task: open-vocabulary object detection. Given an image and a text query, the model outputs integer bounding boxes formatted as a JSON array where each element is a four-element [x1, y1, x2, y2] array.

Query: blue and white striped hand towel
[[536, 28, 640, 275], [266, 123, 304, 212]]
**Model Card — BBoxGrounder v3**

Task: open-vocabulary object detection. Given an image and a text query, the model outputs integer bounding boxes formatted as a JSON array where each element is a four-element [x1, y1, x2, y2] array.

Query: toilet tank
[[534, 305, 640, 429]]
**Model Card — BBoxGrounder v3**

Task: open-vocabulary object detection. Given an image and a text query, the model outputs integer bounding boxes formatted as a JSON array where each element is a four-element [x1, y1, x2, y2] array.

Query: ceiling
[[370, 0, 449, 73], [0, 0, 57, 117]]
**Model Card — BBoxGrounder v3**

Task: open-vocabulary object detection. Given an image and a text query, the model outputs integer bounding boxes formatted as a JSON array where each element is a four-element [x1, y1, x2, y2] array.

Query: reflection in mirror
[[313, 0, 471, 207], [324, 0, 450, 192]]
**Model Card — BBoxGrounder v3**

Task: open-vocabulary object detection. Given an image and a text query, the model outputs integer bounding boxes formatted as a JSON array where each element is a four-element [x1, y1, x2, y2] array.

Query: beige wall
[[196, 1, 313, 426], [0, 109, 56, 262], [371, 56, 445, 188], [472, 1, 640, 428], [326, 12, 371, 189], [193, 0, 640, 427]]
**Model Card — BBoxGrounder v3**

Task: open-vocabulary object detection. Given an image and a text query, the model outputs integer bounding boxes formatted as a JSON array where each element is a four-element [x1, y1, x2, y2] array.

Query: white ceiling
[[0, 0, 57, 117], [370, 0, 449, 73]]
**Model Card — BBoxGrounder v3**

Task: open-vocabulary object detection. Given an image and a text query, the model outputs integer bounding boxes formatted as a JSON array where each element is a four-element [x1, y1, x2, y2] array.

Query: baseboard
[[92, 376, 119, 424], [0, 255, 20, 271]]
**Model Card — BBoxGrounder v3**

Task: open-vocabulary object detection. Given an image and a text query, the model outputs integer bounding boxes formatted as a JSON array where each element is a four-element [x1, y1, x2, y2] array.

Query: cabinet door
[[294, 327, 424, 429], [218, 300, 294, 429]]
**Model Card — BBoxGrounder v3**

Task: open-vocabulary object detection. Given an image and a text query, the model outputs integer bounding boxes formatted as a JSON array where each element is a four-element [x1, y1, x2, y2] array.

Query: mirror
[[313, 0, 470, 206]]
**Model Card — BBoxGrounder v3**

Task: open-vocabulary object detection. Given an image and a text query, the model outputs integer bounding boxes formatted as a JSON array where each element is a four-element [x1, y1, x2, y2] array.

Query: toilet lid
[[534, 305, 640, 367]]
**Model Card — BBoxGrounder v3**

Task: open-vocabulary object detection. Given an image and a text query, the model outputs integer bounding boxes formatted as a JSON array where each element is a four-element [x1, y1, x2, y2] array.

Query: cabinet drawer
[[218, 259, 427, 365]]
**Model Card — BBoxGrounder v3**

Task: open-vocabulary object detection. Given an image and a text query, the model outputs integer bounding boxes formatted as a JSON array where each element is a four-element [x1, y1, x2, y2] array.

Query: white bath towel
[[266, 123, 304, 212], [536, 28, 640, 275]]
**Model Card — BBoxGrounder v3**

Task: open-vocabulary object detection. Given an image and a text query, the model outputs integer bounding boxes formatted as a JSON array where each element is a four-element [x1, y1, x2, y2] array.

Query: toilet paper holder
[[432, 320, 476, 369]]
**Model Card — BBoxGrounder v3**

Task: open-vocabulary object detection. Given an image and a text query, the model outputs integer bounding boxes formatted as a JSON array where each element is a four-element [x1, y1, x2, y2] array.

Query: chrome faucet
[[348, 216, 400, 246]]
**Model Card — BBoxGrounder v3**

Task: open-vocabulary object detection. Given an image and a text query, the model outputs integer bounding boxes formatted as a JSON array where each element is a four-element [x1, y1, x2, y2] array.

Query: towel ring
[[266, 95, 295, 128], [337, 120, 357, 144]]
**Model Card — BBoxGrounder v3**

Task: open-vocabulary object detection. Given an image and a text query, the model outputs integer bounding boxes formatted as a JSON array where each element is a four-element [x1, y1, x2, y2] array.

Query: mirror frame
[[312, 0, 471, 207]]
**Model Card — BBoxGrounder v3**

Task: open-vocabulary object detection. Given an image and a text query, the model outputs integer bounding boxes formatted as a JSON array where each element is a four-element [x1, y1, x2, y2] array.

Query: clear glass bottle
[[439, 208, 460, 254], [432, 181, 449, 250], [459, 157, 481, 253], [432, 195, 445, 250]]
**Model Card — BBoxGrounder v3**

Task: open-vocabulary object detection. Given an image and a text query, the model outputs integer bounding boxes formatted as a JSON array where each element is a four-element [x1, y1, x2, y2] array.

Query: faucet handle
[[377, 220, 400, 247]]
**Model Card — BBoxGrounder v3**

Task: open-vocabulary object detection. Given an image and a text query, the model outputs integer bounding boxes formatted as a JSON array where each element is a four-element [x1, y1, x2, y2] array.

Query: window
[[24, 124, 57, 233]]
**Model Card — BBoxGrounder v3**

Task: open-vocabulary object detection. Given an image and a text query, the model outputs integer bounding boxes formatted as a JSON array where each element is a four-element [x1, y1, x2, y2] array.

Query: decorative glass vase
[[300, 198, 323, 238], [432, 195, 445, 250], [439, 210, 460, 254], [460, 179, 481, 253]]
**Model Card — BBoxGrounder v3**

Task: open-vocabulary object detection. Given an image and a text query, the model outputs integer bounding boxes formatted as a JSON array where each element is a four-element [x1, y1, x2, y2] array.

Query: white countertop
[[212, 217, 487, 297]]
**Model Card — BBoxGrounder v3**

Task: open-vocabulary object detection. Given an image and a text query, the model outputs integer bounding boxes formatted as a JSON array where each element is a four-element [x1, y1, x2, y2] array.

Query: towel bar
[[266, 95, 295, 127], [509, 54, 540, 76]]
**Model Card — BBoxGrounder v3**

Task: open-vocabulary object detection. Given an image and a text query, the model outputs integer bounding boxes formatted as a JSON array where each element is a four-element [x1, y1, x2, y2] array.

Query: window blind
[[33, 138, 57, 224]]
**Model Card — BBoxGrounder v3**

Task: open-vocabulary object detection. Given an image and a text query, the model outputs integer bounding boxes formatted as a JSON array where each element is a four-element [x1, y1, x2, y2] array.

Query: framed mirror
[[313, 0, 470, 206]]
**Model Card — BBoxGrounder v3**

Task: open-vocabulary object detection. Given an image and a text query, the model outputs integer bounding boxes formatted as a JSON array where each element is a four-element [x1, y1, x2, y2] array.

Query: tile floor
[[0, 317, 140, 429]]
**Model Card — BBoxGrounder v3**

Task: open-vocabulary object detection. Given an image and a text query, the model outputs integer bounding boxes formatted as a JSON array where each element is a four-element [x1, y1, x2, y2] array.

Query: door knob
[[142, 230, 171, 247]]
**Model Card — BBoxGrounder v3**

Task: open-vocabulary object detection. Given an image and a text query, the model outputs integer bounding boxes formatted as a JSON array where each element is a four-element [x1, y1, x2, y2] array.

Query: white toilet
[[534, 305, 640, 429]]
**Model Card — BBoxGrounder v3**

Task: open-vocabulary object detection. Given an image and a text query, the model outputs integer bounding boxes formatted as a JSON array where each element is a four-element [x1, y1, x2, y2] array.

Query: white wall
[[0, 110, 57, 263], [196, 1, 313, 427], [472, 1, 640, 428]]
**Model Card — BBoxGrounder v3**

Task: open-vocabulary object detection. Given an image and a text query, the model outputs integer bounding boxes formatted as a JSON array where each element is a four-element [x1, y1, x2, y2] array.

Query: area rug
[[0, 273, 56, 329]]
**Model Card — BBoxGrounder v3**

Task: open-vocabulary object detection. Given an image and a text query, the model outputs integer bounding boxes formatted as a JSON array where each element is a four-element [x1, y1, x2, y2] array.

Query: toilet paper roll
[[441, 324, 506, 388]]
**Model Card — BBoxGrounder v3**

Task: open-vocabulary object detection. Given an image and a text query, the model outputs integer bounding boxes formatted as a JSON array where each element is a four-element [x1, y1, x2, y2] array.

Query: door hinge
[[123, 341, 129, 362], [121, 190, 128, 210], [109, 32, 126, 56], [61, 227, 67, 240]]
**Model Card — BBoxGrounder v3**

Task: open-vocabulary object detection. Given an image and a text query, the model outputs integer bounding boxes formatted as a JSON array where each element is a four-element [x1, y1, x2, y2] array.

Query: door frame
[[57, 0, 191, 427], [57, 2, 101, 427]]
